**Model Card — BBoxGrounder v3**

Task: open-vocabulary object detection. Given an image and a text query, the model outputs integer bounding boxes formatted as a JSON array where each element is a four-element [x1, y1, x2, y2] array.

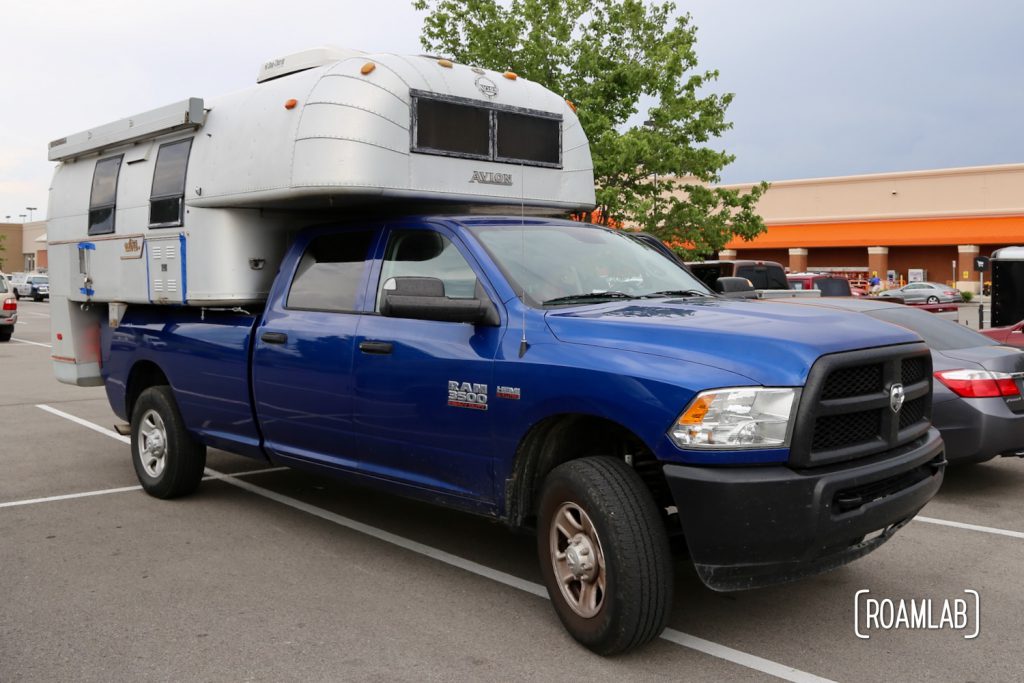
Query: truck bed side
[[103, 306, 265, 460]]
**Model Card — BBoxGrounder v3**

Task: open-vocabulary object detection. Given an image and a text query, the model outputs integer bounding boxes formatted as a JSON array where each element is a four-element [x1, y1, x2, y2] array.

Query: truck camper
[[47, 46, 593, 386], [48, 48, 945, 655]]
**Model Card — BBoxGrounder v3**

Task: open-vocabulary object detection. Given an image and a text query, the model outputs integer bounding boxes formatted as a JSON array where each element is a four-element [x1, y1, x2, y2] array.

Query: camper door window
[[88, 155, 123, 236], [149, 138, 193, 228]]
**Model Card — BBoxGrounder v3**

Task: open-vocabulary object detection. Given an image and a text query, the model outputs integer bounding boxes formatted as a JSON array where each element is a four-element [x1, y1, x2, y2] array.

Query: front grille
[[821, 364, 883, 399], [901, 357, 928, 385], [898, 396, 927, 430], [812, 410, 880, 451], [790, 344, 933, 468]]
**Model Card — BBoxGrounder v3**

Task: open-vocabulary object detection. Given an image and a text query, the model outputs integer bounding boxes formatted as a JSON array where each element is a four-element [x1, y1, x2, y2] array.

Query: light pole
[[643, 119, 658, 224], [19, 214, 26, 223], [26, 207, 37, 221]]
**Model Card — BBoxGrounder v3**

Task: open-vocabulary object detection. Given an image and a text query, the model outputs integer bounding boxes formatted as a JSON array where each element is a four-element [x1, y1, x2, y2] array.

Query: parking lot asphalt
[[3, 299, 1023, 681]]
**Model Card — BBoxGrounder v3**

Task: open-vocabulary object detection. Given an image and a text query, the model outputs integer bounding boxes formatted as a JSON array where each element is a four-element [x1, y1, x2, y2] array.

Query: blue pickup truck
[[101, 216, 945, 654]]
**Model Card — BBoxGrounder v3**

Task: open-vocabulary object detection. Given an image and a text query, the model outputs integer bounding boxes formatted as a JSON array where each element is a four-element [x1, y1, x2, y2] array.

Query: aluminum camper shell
[[47, 47, 596, 385]]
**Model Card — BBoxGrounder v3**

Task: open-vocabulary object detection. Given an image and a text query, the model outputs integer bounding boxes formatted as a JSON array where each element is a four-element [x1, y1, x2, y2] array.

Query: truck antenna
[[518, 163, 530, 358]]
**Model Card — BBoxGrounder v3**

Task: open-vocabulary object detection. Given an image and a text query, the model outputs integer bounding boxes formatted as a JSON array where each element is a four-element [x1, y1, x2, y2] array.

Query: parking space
[[3, 303, 1024, 681]]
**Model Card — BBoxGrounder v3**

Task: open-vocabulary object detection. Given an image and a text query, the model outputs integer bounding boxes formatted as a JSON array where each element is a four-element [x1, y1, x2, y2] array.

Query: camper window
[[414, 98, 490, 159], [88, 155, 123, 235], [495, 111, 560, 166], [412, 92, 562, 168], [149, 138, 192, 228], [286, 230, 375, 312]]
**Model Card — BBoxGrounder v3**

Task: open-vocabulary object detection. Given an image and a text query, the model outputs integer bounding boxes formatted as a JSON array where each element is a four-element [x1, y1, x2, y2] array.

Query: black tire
[[130, 385, 206, 499], [536, 456, 673, 655], [0, 331, 10, 342], [926, 296, 939, 304]]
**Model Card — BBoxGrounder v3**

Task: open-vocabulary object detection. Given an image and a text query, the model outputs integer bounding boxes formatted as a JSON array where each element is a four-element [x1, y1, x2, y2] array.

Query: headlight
[[669, 387, 797, 449]]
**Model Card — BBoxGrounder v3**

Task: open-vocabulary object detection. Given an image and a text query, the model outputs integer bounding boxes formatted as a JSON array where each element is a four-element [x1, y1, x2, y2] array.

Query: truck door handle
[[261, 331, 288, 345], [359, 340, 393, 355]]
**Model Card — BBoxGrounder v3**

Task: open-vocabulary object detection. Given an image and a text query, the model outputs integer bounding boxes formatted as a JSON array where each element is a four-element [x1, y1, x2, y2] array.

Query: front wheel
[[131, 385, 207, 499], [926, 295, 939, 304], [537, 456, 673, 655]]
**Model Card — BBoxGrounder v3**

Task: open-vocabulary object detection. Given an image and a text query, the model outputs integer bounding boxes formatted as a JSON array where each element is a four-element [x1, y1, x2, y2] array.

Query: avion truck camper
[[49, 48, 945, 655], [47, 46, 592, 385]]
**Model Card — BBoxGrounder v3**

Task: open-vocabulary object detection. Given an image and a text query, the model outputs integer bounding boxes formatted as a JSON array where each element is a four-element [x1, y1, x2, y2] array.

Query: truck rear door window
[[287, 231, 374, 312], [736, 265, 789, 290], [88, 155, 123, 235], [149, 139, 192, 228]]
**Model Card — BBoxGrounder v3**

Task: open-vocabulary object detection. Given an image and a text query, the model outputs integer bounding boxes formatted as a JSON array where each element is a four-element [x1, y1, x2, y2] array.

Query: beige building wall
[[721, 163, 1024, 225], [0, 223, 25, 273]]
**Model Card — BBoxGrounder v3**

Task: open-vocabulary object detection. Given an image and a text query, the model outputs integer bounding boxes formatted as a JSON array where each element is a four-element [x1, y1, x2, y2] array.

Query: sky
[[1, 0, 1022, 220]]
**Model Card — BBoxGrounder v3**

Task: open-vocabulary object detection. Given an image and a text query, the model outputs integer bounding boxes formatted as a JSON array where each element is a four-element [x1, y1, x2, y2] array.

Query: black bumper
[[665, 428, 945, 591]]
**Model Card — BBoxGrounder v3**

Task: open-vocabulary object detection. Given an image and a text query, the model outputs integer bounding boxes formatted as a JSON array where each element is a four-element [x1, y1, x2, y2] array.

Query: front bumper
[[934, 396, 1024, 463], [664, 427, 945, 591]]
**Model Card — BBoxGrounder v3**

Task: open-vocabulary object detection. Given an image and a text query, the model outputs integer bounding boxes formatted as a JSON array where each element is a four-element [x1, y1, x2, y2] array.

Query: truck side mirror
[[715, 276, 757, 298], [380, 276, 499, 326]]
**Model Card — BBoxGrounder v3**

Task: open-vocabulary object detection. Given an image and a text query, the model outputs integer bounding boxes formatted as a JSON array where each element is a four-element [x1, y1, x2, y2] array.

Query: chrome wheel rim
[[549, 501, 606, 619], [138, 409, 168, 478]]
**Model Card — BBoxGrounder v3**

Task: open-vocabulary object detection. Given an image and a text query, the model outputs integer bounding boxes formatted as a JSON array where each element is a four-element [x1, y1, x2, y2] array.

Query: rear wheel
[[130, 386, 206, 499], [926, 295, 939, 304], [537, 456, 673, 655], [0, 331, 11, 342]]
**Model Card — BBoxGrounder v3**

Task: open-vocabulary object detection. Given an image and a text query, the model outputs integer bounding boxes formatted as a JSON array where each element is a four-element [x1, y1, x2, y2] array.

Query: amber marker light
[[437, 58, 453, 68], [361, 62, 376, 75], [678, 393, 715, 425], [565, 99, 577, 112], [284, 99, 298, 110], [503, 71, 518, 80]]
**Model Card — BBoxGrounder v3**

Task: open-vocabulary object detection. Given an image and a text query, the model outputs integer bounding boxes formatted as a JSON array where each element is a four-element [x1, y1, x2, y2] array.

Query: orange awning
[[726, 215, 1024, 249]]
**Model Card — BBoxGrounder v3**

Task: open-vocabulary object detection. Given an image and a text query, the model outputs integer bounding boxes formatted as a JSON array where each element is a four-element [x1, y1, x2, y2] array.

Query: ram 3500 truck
[[101, 216, 945, 654], [49, 47, 944, 655]]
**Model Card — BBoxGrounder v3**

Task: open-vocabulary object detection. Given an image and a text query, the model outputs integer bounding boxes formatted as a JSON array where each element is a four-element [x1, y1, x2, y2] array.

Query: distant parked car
[[688, 259, 790, 290], [15, 274, 49, 301], [780, 297, 1024, 464], [0, 277, 16, 342], [878, 281, 961, 304], [981, 320, 1024, 348], [787, 273, 855, 297]]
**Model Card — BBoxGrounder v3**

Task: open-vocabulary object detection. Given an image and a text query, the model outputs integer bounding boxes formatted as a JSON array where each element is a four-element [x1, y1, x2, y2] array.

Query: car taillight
[[934, 369, 1020, 398], [2, 298, 15, 311]]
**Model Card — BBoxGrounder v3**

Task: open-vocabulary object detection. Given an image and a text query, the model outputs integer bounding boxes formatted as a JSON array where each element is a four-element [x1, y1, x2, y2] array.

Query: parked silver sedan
[[878, 281, 961, 304], [0, 277, 16, 342]]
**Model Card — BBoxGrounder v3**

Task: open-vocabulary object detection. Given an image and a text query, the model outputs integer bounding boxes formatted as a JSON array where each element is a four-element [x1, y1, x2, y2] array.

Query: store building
[[711, 163, 1024, 293], [0, 220, 47, 273]]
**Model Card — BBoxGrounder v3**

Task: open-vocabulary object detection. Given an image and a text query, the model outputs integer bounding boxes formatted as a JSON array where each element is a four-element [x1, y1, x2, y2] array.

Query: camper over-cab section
[[46, 46, 595, 308]]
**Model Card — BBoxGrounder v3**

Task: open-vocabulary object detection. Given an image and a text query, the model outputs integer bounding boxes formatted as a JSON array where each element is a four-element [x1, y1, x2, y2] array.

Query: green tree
[[413, 0, 768, 258]]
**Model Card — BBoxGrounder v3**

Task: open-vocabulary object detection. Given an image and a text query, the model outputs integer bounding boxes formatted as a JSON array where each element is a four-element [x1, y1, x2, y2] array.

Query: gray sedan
[[878, 281, 961, 304], [779, 297, 1024, 464]]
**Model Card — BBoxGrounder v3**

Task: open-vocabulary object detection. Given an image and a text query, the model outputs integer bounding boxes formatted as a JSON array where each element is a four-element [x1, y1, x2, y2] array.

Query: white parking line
[[37, 404, 833, 683], [0, 467, 289, 509], [915, 515, 1024, 540], [11, 338, 52, 348]]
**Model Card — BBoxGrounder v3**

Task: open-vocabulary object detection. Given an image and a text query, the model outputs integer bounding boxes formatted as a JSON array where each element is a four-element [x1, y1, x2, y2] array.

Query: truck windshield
[[469, 224, 712, 307]]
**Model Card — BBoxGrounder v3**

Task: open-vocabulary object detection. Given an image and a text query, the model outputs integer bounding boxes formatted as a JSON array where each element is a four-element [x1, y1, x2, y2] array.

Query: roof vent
[[257, 46, 365, 83]]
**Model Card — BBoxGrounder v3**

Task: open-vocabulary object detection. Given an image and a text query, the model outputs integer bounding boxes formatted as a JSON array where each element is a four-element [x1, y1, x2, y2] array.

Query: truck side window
[[149, 138, 193, 228], [287, 231, 374, 312], [88, 155, 123, 236], [376, 231, 478, 311]]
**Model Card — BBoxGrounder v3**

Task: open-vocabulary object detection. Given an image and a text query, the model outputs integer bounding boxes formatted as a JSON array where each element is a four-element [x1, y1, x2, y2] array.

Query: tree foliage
[[413, 0, 768, 258]]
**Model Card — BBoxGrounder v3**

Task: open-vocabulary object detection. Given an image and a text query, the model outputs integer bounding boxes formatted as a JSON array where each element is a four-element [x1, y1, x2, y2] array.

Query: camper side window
[[287, 231, 375, 312], [150, 139, 192, 228], [88, 155, 123, 236]]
